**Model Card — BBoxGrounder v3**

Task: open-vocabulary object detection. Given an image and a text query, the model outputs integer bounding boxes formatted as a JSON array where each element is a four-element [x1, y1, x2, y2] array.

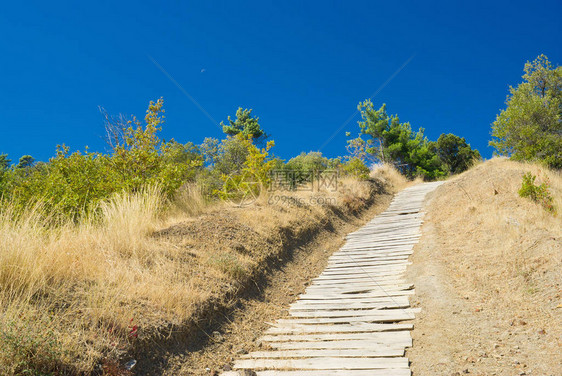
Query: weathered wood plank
[[276, 311, 416, 324], [290, 298, 409, 310], [220, 182, 444, 376], [233, 357, 409, 370], [261, 330, 411, 342], [241, 347, 405, 358], [297, 290, 415, 300], [255, 370, 411, 376], [265, 322, 414, 334], [224, 371, 411, 376]]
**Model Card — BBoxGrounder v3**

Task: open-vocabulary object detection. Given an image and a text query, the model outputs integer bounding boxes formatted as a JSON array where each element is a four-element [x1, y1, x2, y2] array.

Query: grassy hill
[[0, 165, 407, 375], [408, 158, 561, 375]]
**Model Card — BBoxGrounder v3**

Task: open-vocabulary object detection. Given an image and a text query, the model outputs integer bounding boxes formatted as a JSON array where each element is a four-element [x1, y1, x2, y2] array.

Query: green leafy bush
[[286, 152, 329, 173], [491, 55, 562, 169], [431, 133, 481, 174], [283, 152, 331, 187], [1, 98, 202, 220], [342, 157, 370, 180], [0, 316, 66, 376], [355, 100, 447, 180], [216, 134, 275, 204], [518, 172, 556, 213]]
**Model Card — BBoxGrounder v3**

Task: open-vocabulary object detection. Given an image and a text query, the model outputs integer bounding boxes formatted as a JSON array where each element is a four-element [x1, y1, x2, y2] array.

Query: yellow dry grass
[[370, 162, 411, 191], [434, 157, 561, 301], [421, 157, 561, 373], [0, 186, 215, 374], [0, 167, 403, 374]]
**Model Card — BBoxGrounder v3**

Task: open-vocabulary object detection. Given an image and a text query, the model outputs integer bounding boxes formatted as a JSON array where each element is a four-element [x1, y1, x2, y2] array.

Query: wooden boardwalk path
[[222, 182, 443, 376]]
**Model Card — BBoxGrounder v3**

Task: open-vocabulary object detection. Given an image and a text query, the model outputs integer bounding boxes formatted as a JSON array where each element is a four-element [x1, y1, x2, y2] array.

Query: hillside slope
[[407, 158, 561, 375], [0, 166, 408, 375]]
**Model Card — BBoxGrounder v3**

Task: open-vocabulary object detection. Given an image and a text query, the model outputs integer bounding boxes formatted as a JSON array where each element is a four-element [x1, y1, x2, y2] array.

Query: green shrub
[[1, 98, 202, 220], [216, 134, 275, 204], [355, 100, 447, 180], [490, 55, 562, 169], [0, 316, 66, 376], [518, 172, 556, 213], [431, 133, 481, 174], [283, 152, 330, 187], [342, 157, 370, 180]]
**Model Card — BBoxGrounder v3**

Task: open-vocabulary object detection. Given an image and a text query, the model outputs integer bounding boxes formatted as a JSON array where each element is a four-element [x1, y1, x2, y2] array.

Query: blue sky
[[1, 1, 561, 163]]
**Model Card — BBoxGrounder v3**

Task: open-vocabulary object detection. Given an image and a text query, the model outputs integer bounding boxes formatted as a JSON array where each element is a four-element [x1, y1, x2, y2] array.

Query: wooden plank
[[265, 323, 414, 334], [305, 281, 412, 289], [289, 302, 409, 314], [337, 247, 414, 254], [312, 274, 409, 281], [322, 263, 408, 271], [292, 298, 411, 307], [313, 272, 407, 281], [324, 260, 410, 269], [312, 275, 408, 283], [233, 357, 409, 370], [327, 255, 410, 263], [241, 347, 405, 358], [319, 268, 408, 276], [276, 311, 416, 324], [288, 308, 419, 318], [290, 298, 410, 310], [255, 370, 411, 376], [263, 339, 412, 350], [297, 290, 415, 300], [327, 258, 410, 265], [261, 330, 411, 342], [305, 282, 413, 290]]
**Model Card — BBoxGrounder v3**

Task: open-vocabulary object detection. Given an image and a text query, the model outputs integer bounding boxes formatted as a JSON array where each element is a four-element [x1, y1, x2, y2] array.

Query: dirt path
[[407, 170, 561, 375], [217, 182, 443, 375], [161, 193, 396, 375]]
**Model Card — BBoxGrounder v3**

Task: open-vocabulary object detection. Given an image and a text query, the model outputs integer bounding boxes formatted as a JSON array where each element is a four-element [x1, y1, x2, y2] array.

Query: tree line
[[0, 86, 492, 220]]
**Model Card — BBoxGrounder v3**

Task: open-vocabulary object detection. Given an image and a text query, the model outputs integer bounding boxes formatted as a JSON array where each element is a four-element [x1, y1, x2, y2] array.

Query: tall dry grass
[[428, 157, 561, 319], [0, 169, 405, 374], [0, 186, 212, 374], [420, 157, 561, 373], [370, 162, 411, 191]]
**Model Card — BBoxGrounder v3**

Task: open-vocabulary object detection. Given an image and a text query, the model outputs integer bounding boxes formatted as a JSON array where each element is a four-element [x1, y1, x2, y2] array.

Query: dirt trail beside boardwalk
[[160, 192, 396, 375], [407, 159, 561, 375], [158, 159, 560, 376], [216, 182, 442, 375]]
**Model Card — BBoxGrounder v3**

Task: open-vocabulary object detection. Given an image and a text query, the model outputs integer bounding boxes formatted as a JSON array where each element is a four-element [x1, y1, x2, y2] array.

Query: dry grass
[[415, 157, 561, 373], [0, 187, 212, 374], [434, 157, 561, 307], [0, 169, 401, 375], [370, 162, 411, 191]]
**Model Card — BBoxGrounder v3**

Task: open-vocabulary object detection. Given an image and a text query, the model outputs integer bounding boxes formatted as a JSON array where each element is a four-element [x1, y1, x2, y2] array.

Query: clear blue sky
[[1, 1, 561, 163]]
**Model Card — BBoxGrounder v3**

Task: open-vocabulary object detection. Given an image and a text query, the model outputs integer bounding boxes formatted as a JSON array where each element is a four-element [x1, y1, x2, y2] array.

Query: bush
[[355, 100, 447, 180], [518, 172, 556, 213], [216, 134, 275, 204], [342, 157, 370, 180], [286, 152, 329, 173], [1, 98, 201, 220], [0, 316, 66, 376], [432, 133, 481, 174], [490, 55, 562, 169]]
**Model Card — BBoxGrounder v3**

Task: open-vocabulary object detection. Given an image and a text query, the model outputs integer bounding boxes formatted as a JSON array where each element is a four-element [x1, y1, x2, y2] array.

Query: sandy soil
[[407, 160, 561, 376]]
